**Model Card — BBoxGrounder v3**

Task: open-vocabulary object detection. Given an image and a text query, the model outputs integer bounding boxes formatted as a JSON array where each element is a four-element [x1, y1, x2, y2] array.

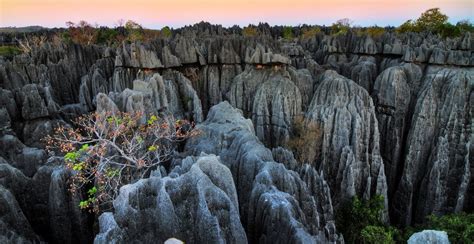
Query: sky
[[1, 0, 473, 28]]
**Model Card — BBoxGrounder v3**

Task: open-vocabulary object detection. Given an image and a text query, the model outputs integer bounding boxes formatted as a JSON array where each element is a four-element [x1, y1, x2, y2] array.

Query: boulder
[[408, 230, 450, 244]]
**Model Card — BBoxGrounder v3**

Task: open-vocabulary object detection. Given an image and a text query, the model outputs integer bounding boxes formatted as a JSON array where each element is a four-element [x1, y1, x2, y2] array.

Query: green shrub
[[331, 18, 352, 35], [96, 28, 119, 44], [396, 20, 417, 34], [426, 212, 474, 243], [160, 26, 172, 38], [456, 20, 474, 33], [361, 225, 397, 244], [336, 195, 387, 243], [282, 26, 294, 40], [0, 46, 21, 58], [437, 22, 462, 38]]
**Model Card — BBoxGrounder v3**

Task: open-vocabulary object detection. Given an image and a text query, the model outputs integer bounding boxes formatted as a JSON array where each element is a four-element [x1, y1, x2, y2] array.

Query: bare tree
[[46, 111, 199, 212], [16, 34, 47, 53]]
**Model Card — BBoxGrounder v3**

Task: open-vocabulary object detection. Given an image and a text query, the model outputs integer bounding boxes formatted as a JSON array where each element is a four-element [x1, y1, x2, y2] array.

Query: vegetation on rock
[[300, 26, 322, 39], [0, 45, 22, 58], [357, 26, 386, 38], [46, 112, 198, 212], [331, 18, 352, 35], [401, 213, 474, 243], [282, 26, 294, 40], [336, 195, 397, 244], [337, 194, 474, 243], [285, 116, 322, 164], [242, 26, 258, 37]]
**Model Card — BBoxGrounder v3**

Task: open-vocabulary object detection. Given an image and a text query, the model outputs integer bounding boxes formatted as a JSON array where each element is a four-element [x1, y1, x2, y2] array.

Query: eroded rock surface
[[0, 24, 473, 242], [305, 70, 388, 212], [392, 67, 473, 226], [95, 154, 247, 244], [186, 102, 342, 243]]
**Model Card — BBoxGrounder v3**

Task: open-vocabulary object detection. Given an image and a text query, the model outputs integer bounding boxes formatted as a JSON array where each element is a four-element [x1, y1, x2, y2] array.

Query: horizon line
[[2, 18, 473, 30]]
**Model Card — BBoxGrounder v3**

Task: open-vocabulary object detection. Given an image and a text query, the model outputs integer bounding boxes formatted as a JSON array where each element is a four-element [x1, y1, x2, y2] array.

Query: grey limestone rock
[[408, 230, 450, 244], [305, 70, 388, 211], [252, 70, 302, 147], [48, 166, 94, 244], [115, 42, 163, 69], [20, 84, 59, 120], [228, 67, 302, 146], [350, 60, 377, 94], [185, 102, 342, 243], [79, 57, 115, 110], [372, 63, 423, 195], [95, 154, 247, 244], [0, 134, 47, 177], [0, 185, 42, 243], [393, 67, 474, 226]]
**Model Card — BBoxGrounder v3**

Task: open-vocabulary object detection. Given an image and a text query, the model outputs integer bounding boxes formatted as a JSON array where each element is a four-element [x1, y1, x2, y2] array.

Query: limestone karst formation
[[0, 24, 472, 243]]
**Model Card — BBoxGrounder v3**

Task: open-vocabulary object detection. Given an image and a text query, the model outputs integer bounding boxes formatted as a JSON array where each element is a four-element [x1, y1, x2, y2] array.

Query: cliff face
[[0, 25, 472, 243]]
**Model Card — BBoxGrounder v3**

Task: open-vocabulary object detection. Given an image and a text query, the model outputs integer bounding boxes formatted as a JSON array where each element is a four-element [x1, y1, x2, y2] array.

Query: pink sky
[[1, 0, 473, 28]]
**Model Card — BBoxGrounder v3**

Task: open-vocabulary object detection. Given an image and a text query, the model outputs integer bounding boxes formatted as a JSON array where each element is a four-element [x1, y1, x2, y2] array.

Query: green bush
[[282, 26, 293, 40], [96, 28, 119, 44], [361, 225, 397, 244], [0, 46, 22, 58], [337, 193, 474, 243], [336, 195, 388, 243], [160, 26, 172, 38], [331, 18, 352, 35], [396, 20, 417, 34], [437, 23, 462, 38], [456, 20, 474, 33], [426, 212, 474, 243]]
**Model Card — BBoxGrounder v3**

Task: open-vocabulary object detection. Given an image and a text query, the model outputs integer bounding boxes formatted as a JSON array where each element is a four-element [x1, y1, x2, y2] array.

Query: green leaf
[[79, 200, 89, 209], [64, 151, 79, 162], [80, 144, 89, 152], [72, 162, 85, 171], [87, 186, 97, 196], [148, 145, 157, 152], [106, 168, 120, 178]]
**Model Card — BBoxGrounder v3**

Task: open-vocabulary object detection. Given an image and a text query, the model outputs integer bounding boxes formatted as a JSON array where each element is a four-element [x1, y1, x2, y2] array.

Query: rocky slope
[[0, 24, 472, 243]]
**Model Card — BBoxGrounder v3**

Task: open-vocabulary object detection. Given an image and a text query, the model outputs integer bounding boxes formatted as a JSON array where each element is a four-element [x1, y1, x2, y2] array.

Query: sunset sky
[[1, 0, 473, 28]]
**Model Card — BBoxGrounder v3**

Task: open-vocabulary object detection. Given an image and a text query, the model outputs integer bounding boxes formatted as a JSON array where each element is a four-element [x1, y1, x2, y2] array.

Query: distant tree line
[[396, 8, 473, 38], [1, 8, 472, 59], [62, 19, 172, 46]]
